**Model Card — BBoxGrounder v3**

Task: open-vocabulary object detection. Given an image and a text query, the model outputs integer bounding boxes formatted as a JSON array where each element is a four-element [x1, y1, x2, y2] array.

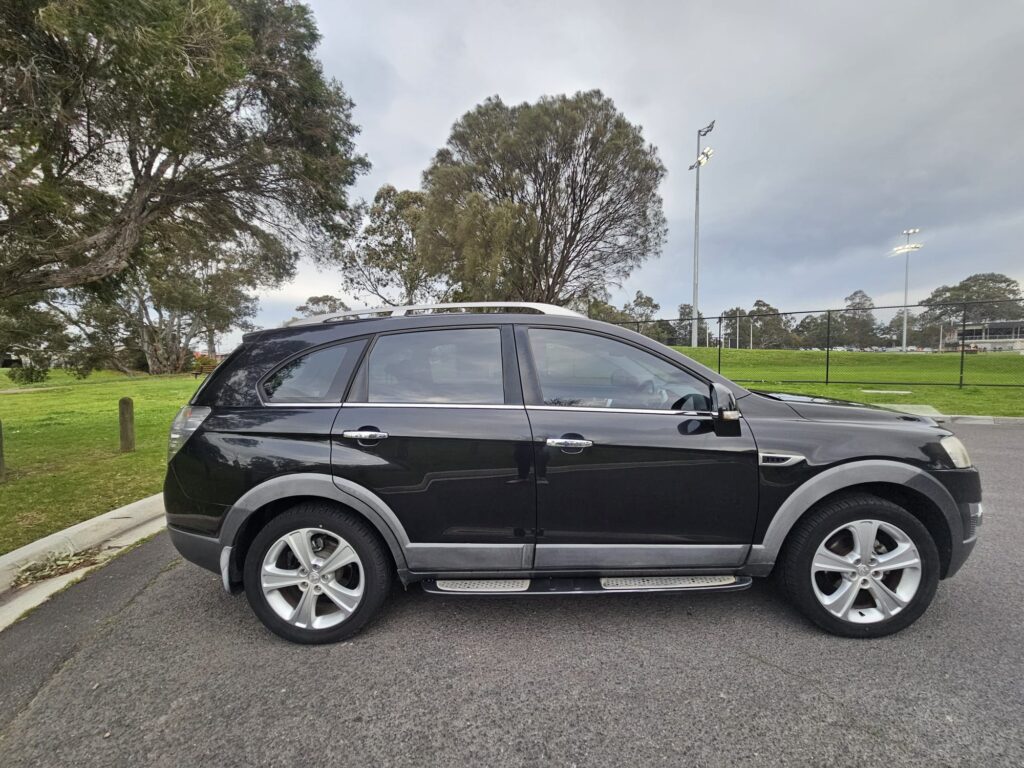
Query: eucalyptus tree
[[339, 185, 439, 306], [47, 230, 293, 374], [418, 90, 667, 304], [0, 0, 368, 298]]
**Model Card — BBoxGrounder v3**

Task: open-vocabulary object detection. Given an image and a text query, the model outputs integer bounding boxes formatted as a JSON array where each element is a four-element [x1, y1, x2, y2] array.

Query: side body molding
[[219, 473, 411, 579], [742, 459, 964, 577]]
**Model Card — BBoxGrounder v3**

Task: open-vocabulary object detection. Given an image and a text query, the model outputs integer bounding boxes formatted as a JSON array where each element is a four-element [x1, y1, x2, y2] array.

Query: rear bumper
[[168, 525, 220, 575]]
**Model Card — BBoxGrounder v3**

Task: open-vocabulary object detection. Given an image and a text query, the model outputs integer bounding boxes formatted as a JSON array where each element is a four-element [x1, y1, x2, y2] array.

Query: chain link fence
[[611, 299, 1024, 388]]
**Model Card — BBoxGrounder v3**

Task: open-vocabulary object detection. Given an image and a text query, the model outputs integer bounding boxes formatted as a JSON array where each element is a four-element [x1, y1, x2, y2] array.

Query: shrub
[[6, 364, 50, 384], [192, 354, 218, 371]]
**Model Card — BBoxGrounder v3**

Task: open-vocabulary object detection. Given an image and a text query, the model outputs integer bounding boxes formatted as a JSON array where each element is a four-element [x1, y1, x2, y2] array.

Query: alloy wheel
[[810, 518, 922, 624], [260, 527, 364, 630]]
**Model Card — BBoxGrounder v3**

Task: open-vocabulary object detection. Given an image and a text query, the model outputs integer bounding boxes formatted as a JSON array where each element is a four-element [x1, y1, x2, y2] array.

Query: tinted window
[[366, 329, 504, 404], [526, 329, 709, 410], [262, 340, 365, 403]]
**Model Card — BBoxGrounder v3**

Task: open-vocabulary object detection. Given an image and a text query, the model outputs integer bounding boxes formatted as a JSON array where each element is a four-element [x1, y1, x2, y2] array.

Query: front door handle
[[342, 430, 389, 442], [546, 437, 593, 453]]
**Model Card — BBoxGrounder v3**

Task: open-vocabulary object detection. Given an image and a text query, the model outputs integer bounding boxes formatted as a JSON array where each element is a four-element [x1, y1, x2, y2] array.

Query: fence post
[[717, 317, 723, 373], [119, 397, 135, 453], [825, 310, 832, 384], [0, 419, 5, 481], [958, 303, 967, 389]]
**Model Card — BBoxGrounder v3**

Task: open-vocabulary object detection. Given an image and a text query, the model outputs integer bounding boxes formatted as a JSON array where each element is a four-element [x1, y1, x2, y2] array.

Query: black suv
[[165, 302, 982, 644]]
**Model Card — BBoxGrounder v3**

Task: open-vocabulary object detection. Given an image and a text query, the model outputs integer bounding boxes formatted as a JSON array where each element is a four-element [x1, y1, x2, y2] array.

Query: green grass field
[[673, 347, 1024, 417], [677, 347, 1024, 387], [0, 371, 199, 555], [0, 348, 1021, 555]]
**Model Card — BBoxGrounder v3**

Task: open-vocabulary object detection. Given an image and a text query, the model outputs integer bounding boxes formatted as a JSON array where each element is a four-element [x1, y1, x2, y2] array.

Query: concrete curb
[[0, 493, 165, 595], [948, 415, 1024, 425], [874, 406, 1024, 426]]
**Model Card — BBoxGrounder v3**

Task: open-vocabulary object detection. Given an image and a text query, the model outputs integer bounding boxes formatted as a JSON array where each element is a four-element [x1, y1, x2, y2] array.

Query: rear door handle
[[342, 430, 389, 441], [546, 438, 593, 451]]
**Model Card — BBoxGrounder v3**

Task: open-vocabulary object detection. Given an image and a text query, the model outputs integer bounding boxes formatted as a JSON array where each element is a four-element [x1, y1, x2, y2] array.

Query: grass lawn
[[675, 347, 1024, 416], [1, 348, 1021, 555], [678, 347, 1024, 386], [0, 371, 199, 555]]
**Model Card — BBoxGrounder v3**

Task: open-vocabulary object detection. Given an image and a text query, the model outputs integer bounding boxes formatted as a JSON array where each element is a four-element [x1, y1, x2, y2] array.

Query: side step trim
[[435, 579, 530, 593], [421, 575, 753, 596], [600, 575, 737, 590]]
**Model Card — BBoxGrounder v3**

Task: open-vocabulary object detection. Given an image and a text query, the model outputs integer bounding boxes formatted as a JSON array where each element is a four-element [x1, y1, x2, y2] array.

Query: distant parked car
[[165, 302, 983, 644]]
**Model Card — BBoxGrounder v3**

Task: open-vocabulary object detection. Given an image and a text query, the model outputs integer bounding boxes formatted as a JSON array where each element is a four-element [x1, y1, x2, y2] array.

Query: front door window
[[525, 328, 710, 411]]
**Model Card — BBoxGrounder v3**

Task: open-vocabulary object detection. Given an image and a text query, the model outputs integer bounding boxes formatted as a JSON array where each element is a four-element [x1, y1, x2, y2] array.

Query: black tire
[[243, 501, 391, 644], [777, 493, 940, 638]]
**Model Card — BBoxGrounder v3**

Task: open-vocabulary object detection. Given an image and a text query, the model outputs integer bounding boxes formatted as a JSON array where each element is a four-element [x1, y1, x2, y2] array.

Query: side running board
[[421, 575, 752, 596]]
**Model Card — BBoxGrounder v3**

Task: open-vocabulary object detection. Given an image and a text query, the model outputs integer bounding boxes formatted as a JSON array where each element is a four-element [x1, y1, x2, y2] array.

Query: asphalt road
[[1, 424, 1022, 767]]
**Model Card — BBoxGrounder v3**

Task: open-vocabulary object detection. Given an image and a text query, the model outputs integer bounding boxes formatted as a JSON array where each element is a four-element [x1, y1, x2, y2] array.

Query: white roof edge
[[283, 301, 582, 327]]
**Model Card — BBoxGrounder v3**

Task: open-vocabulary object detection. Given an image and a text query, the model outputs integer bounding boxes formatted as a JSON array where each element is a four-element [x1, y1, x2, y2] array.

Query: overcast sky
[[236, 0, 1024, 344]]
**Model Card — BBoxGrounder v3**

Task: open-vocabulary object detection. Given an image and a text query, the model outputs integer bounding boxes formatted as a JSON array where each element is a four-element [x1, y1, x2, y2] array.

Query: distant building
[[944, 320, 1024, 352]]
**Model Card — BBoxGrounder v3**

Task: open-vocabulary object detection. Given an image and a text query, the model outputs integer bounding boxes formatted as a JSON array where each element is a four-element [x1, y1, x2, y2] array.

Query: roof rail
[[284, 301, 582, 328]]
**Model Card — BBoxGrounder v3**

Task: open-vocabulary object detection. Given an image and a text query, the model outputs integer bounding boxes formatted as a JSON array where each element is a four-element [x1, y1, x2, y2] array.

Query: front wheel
[[243, 502, 391, 644], [778, 494, 940, 638]]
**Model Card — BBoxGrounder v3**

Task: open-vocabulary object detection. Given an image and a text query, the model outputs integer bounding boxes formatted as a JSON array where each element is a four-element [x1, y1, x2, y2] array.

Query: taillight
[[167, 405, 211, 461]]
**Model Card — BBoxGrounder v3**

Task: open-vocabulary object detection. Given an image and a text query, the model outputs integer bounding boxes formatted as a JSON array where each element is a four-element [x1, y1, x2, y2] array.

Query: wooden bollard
[[119, 397, 135, 453]]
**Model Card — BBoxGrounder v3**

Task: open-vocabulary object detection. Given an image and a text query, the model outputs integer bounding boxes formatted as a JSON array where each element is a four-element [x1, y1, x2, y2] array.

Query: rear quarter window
[[261, 340, 367, 404]]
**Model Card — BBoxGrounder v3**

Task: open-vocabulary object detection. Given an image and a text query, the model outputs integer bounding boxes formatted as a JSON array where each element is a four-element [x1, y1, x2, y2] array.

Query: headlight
[[940, 435, 972, 468], [168, 405, 211, 461]]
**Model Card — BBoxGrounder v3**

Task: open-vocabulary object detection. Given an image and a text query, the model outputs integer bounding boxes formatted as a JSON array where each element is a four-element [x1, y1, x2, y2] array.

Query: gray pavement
[[1, 424, 1022, 767]]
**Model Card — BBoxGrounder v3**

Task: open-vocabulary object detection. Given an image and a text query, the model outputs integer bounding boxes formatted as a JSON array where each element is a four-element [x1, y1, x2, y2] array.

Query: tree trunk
[[206, 328, 216, 357]]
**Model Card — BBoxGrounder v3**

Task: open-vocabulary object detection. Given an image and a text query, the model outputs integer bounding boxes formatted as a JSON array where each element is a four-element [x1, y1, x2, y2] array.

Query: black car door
[[517, 325, 758, 570], [332, 325, 536, 572]]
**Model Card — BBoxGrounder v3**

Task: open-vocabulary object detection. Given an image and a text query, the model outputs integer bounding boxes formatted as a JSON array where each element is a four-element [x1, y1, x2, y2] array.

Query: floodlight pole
[[902, 233, 910, 352], [690, 120, 714, 347], [691, 130, 701, 348], [899, 228, 921, 352]]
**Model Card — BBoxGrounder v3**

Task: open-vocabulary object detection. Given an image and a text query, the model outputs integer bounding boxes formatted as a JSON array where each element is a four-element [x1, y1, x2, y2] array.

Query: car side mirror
[[710, 382, 741, 422]]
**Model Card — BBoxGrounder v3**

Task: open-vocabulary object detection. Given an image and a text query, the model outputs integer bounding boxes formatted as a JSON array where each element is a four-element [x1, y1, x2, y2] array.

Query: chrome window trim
[[342, 402, 522, 410], [527, 405, 714, 417], [261, 402, 342, 408]]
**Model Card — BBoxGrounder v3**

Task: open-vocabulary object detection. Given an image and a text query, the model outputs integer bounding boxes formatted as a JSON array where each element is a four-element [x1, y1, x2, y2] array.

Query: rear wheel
[[243, 502, 391, 644], [778, 493, 940, 638]]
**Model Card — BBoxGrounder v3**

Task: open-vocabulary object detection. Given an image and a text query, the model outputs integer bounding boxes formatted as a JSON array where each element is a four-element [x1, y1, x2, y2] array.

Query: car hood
[[754, 391, 938, 427]]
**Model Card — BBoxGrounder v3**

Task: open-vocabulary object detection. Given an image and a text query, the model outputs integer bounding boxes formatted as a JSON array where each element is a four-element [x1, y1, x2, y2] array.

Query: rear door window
[[364, 328, 504, 404], [262, 340, 366, 404]]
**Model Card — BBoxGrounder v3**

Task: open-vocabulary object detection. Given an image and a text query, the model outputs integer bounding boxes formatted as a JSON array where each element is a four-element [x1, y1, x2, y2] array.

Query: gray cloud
[[243, 0, 1024, 340]]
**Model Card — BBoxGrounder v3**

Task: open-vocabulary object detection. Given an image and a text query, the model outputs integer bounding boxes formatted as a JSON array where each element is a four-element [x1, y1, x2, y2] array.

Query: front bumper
[[945, 501, 982, 578]]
